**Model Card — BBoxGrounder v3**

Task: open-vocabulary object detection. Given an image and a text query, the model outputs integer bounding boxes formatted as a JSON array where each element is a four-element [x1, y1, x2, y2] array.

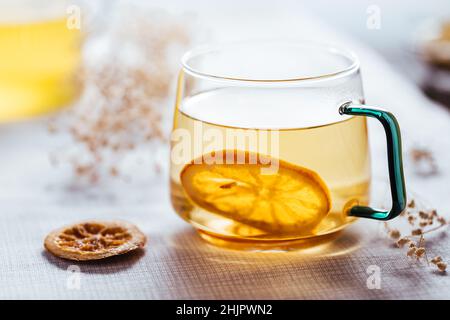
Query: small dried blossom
[[419, 211, 429, 219], [431, 256, 442, 264], [419, 221, 429, 228], [436, 262, 447, 272], [389, 229, 401, 239], [415, 247, 426, 259], [407, 247, 417, 257], [396, 238, 411, 248]]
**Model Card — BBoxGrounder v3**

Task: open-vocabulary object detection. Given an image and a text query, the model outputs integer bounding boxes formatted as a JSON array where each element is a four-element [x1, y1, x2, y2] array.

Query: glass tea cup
[[170, 41, 406, 250]]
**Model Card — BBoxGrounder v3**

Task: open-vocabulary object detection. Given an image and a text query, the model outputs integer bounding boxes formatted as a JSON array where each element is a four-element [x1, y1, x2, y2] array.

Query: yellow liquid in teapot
[[0, 17, 81, 122]]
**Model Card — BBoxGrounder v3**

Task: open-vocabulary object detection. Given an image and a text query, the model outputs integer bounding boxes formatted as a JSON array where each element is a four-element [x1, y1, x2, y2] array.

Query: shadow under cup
[[170, 41, 371, 250]]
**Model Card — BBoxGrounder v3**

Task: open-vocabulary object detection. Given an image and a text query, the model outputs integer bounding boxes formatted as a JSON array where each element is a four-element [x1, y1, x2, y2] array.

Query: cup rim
[[181, 40, 360, 85]]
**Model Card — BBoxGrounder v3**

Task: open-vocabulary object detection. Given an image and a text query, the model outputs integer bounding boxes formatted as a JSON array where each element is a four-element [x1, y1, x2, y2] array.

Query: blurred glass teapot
[[0, 0, 94, 122]]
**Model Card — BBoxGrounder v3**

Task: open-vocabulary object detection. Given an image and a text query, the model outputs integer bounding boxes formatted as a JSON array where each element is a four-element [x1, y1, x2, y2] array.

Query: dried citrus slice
[[44, 220, 146, 261], [181, 150, 331, 235]]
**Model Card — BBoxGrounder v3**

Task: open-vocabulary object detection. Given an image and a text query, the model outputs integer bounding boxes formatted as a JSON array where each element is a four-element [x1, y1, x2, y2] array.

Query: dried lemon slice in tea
[[44, 220, 146, 261], [180, 150, 331, 235]]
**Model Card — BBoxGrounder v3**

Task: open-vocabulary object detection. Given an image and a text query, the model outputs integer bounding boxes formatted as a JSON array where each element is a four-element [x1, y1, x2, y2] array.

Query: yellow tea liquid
[[0, 17, 81, 122], [170, 87, 371, 246]]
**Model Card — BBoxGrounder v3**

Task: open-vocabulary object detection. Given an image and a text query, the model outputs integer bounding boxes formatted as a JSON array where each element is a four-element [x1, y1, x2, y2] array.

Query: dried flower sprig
[[49, 9, 190, 184], [385, 199, 448, 273]]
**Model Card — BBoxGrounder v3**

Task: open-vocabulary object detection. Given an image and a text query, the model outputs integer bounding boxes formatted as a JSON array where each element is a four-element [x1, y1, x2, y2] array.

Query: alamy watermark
[[66, 265, 81, 290], [66, 5, 81, 30], [170, 122, 280, 174], [366, 265, 381, 289], [366, 5, 381, 30]]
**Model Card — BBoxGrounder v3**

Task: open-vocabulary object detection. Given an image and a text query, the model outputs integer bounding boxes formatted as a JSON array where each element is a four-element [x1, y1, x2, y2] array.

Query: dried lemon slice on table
[[180, 150, 331, 235], [44, 220, 146, 261]]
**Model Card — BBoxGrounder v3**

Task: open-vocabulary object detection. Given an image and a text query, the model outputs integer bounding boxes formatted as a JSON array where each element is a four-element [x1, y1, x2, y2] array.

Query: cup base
[[196, 229, 343, 252]]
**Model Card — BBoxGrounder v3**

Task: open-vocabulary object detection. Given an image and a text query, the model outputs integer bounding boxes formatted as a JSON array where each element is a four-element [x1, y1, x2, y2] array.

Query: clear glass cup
[[170, 41, 406, 250]]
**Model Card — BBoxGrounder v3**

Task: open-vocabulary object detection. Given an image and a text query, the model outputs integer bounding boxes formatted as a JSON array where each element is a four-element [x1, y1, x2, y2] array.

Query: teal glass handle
[[339, 102, 406, 220]]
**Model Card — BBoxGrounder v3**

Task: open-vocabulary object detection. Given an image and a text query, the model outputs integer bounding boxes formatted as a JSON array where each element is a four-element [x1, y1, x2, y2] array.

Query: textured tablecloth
[[0, 0, 449, 299]]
